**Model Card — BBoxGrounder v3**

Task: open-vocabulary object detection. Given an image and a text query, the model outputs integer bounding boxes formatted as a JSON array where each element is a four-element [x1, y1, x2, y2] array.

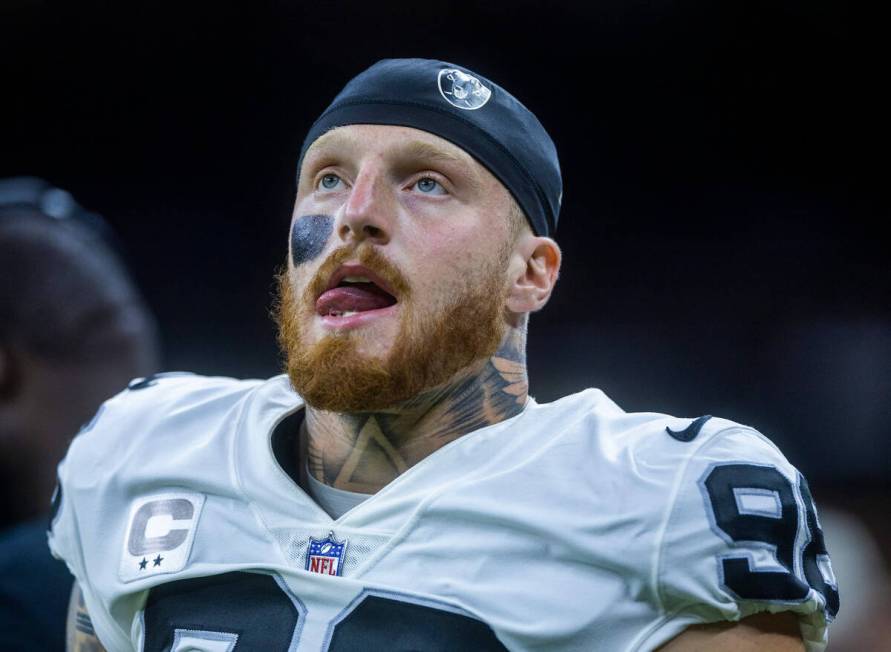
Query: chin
[[330, 326, 398, 362]]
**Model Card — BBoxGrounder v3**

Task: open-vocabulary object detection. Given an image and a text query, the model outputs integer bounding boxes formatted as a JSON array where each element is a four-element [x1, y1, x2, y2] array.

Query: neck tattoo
[[303, 326, 528, 493]]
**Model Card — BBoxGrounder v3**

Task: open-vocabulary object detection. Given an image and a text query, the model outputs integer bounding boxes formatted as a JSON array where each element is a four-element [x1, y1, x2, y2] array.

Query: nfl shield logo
[[306, 531, 348, 576]]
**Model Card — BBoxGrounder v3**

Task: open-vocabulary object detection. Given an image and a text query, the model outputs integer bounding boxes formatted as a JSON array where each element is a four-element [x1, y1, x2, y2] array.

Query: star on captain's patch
[[491, 356, 527, 403], [138, 558, 148, 570], [153, 554, 164, 567]]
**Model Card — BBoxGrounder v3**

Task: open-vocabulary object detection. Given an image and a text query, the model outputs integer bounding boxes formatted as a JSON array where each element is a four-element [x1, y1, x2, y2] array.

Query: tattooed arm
[[66, 583, 107, 652]]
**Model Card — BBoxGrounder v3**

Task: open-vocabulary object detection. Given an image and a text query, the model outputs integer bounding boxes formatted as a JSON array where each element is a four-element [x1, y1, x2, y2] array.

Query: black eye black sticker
[[291, 214, 333, 266]]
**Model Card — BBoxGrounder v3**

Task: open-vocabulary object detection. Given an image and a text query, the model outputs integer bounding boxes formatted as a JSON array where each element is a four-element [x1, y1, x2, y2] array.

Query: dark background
[[2, 1, 887, 497]]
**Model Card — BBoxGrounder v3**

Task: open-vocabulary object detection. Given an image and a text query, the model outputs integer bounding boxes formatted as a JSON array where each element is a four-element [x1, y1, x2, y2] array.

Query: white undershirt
[[305, 463, 372, 519]]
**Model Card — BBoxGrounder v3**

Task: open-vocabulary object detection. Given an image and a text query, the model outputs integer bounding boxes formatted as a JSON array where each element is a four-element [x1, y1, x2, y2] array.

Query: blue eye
[[414, 177, 446, 195], [319, 174, 341, 190]]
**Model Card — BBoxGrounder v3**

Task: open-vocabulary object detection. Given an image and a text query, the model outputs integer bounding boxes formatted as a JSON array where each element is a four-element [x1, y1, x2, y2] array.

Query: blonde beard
[[274, 244, 510, 412]]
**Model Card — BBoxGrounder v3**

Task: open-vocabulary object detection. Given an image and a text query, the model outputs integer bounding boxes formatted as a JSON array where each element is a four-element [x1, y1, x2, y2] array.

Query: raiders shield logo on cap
[[438, 68, 491, 110]]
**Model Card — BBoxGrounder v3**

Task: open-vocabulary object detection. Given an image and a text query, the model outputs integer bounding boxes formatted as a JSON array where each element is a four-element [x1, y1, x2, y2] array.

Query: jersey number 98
[[702, 463, 839, 619]]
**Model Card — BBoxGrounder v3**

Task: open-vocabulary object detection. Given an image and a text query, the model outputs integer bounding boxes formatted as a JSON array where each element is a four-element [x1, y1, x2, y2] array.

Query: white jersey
[[49, 373, 837, 651]]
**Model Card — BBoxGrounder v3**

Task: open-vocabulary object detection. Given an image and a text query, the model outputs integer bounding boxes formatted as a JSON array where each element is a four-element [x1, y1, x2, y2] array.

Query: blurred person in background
[[0, 177, 159, 649]]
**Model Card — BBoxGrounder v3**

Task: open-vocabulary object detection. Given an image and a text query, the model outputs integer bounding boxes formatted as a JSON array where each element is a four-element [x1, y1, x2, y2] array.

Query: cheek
[[290, 214, 333, 266], [409, 240, 491, 306], [433, 229, 496, 274]]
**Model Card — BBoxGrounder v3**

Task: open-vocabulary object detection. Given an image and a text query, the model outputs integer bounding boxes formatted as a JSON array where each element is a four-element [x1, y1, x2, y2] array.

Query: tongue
[[316, 286, 395, 315]]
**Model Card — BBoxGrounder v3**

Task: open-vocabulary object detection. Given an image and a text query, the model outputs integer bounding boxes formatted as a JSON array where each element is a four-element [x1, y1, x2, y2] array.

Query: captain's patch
[[119, 491, 205, 583]]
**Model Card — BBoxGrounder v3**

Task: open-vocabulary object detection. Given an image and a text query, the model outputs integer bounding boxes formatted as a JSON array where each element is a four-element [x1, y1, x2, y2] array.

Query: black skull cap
[[298, 58, 562, 237]]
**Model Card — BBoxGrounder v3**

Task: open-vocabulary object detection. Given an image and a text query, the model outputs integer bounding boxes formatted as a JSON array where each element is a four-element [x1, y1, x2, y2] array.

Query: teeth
[[328, 310, 358, 317], [342, 275, 372, 283]]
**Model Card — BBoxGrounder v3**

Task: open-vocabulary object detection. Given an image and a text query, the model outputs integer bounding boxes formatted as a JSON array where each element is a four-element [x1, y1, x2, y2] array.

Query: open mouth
[[315, 265, 399, 318]]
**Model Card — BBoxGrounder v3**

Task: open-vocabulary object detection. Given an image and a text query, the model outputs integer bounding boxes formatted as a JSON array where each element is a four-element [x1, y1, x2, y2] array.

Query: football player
[[52, 59, 838, 651]]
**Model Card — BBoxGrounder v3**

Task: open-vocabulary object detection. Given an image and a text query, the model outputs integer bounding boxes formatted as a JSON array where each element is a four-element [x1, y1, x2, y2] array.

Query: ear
[[506, 234, 562, 315]]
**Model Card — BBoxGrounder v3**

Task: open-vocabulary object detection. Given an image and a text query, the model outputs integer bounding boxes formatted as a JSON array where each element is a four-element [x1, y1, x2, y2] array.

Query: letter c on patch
[[127, 499, 195, 555]]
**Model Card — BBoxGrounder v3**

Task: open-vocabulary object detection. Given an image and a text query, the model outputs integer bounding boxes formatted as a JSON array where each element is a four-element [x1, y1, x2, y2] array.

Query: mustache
[[304, 243, 412, 305]]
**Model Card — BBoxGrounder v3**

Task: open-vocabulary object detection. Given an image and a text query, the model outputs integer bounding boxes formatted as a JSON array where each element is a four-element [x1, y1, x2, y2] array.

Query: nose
[[337, 165, 392, 245]]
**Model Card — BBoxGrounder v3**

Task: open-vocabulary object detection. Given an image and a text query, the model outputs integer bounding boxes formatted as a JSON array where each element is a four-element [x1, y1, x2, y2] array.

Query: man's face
[[277, 124, 518, 411]]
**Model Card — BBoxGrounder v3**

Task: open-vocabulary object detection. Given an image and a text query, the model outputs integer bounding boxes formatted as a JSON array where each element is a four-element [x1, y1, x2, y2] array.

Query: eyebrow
[[303, 131, 485, 192], [399, 140, 469, 168], [304, 129, 359, 161], [394, 140, 485, 193]]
